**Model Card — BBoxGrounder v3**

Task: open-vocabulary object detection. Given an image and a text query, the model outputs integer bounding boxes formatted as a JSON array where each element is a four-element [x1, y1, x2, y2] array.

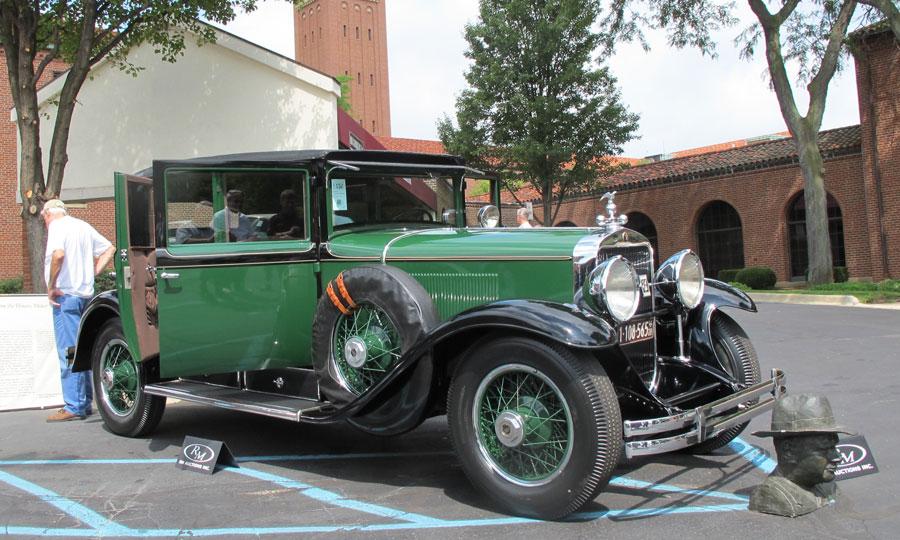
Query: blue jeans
[[53, 295, 92, 416]]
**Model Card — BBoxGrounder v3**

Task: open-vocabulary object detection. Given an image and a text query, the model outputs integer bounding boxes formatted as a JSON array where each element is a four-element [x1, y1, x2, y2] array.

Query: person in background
[[267, 189, 303, 239], [516, 207, 533, 228], [42, 199, 115, 422], [212, 189, 256, 241]]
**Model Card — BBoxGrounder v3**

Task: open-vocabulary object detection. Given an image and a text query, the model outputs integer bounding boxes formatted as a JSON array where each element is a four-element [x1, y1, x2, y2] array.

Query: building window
[[357, 72, 361, 84], [787, 192, 845, 279], [368, 28, 372, 40], [356, 26, 360, 39], [348, 133, 365, 150], [372, 120, 376, 131], [369, 73, 374, 86], [343, 25, 346, 37], [696, 201, 744, 280], [626, 212, 659, 267]]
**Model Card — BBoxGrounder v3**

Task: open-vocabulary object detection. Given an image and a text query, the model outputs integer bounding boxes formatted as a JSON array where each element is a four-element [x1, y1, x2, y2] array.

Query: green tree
[[1, 0, 257, 292], [438, 0, 638, 226], [602, 0, 899, 284]]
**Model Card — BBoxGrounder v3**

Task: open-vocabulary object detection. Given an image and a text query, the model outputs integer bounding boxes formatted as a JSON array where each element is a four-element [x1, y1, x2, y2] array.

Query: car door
[[114, 172, 160, 364], [154, 167, 317, 378]]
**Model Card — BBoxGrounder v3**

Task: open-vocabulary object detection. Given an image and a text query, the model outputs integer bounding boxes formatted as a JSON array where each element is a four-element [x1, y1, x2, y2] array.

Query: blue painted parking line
[[0, 470, 131, 536], [729, 437, 777, 474], [0, 451, 760, 536], [609, 476, 749, 502], [228, 465, 446, 525]]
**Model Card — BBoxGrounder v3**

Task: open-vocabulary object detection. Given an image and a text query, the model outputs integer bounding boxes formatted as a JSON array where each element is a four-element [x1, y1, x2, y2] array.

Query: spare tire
[[312, 265, 438, 435]]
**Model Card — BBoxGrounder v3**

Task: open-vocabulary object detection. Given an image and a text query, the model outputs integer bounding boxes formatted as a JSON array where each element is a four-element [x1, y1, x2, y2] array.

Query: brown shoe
[[46, 409, 85, 422]]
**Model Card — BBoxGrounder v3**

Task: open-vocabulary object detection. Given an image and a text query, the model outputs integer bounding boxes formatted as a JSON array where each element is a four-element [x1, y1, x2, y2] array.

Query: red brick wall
[[1, 52, 116, 288], [295, 0, 391, 137], [855, 30, 899, 280], [547, 154, 868, 283]]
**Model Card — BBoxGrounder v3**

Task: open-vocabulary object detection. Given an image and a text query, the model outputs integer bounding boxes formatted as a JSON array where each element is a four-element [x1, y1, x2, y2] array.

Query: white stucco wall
[[28, 29, 340, 201]]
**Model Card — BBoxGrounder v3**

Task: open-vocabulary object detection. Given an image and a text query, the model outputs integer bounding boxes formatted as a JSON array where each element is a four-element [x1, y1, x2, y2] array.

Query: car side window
[[166, 169, 307, 245]]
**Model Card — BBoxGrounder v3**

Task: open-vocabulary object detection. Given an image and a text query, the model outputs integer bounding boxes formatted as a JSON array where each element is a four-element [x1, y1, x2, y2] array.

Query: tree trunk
[[795, 131, 834, 284], [23, 212, 47, 292]]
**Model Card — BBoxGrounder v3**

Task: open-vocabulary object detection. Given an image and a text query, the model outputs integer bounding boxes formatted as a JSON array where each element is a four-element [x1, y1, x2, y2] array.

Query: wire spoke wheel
[[474, 364, 573, 485], [99, 338, 139, 416], [332, 302, 402, 395]]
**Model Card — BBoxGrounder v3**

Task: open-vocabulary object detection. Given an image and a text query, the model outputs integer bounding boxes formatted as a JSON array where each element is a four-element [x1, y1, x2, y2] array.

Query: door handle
[[159, 272, 180, 280]]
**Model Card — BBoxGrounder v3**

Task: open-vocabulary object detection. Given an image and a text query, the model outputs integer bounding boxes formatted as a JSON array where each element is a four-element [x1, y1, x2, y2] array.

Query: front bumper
[[623, 368, 786, 458]]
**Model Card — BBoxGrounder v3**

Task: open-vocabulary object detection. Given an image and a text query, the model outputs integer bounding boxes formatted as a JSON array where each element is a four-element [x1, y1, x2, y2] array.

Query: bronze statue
[[749, 394, 853, 517]]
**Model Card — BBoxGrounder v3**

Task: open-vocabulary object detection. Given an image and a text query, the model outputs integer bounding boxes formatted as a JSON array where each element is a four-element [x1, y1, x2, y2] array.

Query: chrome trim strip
[[381, 228, 452, 264], [323, 243, 571, 263], [159, 245, 315, 259], [161, 260, 317, 270], [622, 369, 785, 458]]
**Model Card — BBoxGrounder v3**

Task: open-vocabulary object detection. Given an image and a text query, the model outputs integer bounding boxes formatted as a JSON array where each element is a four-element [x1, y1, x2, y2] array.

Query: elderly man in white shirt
[[42, 199, 115, 422], [516, 207, 533, 228]]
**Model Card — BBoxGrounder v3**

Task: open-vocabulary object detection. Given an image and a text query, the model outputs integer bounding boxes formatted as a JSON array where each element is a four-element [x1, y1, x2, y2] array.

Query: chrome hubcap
[[494, 411, 526, 448], [344, 337, 368, 369]]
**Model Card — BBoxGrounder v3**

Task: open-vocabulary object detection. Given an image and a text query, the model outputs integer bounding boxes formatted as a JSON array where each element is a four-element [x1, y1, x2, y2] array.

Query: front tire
[[688, 312, 761, 454], [92, 319, 165, 437], [448, 336, 622, 519]]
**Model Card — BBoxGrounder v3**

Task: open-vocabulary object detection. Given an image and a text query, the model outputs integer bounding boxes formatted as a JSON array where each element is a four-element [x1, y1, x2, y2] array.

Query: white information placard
[[0, 295, 64, 411], [332, 178, 348, 211]]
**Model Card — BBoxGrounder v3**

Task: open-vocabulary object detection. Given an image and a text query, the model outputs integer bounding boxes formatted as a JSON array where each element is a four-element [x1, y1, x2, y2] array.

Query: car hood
[[326, 227, 596, 261]]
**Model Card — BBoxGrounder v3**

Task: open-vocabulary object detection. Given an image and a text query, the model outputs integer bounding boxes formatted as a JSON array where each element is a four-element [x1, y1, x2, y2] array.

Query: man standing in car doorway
[[42, 199, 115, 422]]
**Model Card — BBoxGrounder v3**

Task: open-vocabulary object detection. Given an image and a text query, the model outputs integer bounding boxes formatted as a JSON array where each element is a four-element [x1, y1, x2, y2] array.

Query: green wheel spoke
[[475, 365, 573, 484], [332, 302, 401, 395]]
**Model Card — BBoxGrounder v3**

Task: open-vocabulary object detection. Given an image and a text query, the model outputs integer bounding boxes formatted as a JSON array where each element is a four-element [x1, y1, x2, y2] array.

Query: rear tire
[[687, 312, 761, 454], [447, 336, 622, 519], [92, 319, 165, 437]]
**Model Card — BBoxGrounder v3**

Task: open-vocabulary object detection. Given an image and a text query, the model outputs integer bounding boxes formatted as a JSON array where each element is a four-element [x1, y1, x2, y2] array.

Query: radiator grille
[[411, 272, 500, 320], [598, 245, 653, 278]]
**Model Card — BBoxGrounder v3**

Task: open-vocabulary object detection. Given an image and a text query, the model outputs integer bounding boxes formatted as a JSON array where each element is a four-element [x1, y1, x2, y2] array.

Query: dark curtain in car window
[[127, 182, 153, 248]]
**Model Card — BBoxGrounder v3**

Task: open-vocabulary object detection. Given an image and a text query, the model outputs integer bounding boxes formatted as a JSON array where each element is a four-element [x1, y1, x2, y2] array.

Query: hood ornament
[[595, 191, 628, 231]]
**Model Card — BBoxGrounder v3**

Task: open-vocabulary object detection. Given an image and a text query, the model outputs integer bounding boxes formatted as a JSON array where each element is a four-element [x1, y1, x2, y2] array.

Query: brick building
[[295, 0, 391, 137], [546, 24, 898, 283]]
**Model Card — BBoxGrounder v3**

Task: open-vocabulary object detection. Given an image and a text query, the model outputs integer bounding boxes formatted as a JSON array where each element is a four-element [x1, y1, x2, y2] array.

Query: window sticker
[[332, 179, 347, 211]]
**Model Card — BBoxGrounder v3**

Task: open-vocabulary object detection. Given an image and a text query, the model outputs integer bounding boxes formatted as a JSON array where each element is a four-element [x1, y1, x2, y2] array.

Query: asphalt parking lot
[[1, 303, 898, 539]]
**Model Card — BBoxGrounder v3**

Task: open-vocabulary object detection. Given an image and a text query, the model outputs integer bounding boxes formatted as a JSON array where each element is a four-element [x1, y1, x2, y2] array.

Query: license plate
[[618, 317, 655, 345]]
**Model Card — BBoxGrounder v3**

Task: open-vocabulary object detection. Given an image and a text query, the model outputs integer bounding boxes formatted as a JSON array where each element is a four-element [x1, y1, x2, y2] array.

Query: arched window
[[554, 220, 577, 227], [787, 192, 846, 279], [696, 201, 744, 280], [626, 212, 659, 267]]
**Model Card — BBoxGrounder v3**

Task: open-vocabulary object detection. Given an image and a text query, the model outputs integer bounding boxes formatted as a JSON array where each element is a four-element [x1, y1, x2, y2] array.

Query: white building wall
[[33, 31, 340, 201]]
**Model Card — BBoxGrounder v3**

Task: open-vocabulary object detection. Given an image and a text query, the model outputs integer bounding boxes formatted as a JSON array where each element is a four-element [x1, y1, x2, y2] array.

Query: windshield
[[330, 174, 455, 231]]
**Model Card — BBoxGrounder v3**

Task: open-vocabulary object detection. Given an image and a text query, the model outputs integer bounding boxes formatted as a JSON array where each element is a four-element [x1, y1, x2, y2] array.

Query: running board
[[145, 380, 334, 422]]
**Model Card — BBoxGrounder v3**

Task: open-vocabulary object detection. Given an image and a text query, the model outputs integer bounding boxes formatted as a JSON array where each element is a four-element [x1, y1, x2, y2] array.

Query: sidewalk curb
[[750, 292, 859, 306], [750, 292, 900, 310]]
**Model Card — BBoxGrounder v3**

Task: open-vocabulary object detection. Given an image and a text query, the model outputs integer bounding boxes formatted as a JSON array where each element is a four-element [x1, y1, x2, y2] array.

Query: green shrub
[[879, 279, 900, 293], [728, 281, 752, 292], [810, 281, 877, 291], [0, 276, 24, 294], [735, 266, 777, 290], [832, 266, 849, 283], [717, 268, 742, 283], [94, 272, 116, 293]]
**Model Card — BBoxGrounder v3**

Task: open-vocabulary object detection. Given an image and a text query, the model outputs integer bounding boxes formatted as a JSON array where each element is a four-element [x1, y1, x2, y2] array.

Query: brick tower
[[294, 0, 391, 137]]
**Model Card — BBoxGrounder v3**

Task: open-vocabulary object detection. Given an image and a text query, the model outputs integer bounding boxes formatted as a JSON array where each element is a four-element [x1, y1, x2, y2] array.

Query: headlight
[[655, 249, 705, 309], [582, 255, 640, 323], [477, 205, 500, 228]]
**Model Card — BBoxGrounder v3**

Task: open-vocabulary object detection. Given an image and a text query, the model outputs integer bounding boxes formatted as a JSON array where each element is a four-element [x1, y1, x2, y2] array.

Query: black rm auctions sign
[[175, 435, 236, 475], [834, 435, 878, 481]]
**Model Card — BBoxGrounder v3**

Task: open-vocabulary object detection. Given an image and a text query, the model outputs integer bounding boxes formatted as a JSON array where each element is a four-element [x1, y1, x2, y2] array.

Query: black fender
[[422, 299, 617, 350], [72, 291, 120, 373], [305, 299, 616, 424], [687, 279, 756, 370]]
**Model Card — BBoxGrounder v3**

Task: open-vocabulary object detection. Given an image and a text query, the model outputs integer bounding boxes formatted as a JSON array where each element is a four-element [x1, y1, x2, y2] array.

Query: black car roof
[[148, 149, 467, 173]]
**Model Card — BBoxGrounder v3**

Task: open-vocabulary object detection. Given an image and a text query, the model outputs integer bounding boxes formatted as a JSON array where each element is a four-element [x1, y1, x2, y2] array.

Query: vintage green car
[[73, 150, 785, 519]]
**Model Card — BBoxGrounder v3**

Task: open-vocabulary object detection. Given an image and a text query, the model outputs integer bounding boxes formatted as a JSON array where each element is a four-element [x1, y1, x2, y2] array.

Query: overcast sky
[[217, 0, 860, 158]]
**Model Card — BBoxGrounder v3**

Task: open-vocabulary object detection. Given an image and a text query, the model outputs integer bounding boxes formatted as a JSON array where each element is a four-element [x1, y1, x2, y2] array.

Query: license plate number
[[618, 317, 655, 345]]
